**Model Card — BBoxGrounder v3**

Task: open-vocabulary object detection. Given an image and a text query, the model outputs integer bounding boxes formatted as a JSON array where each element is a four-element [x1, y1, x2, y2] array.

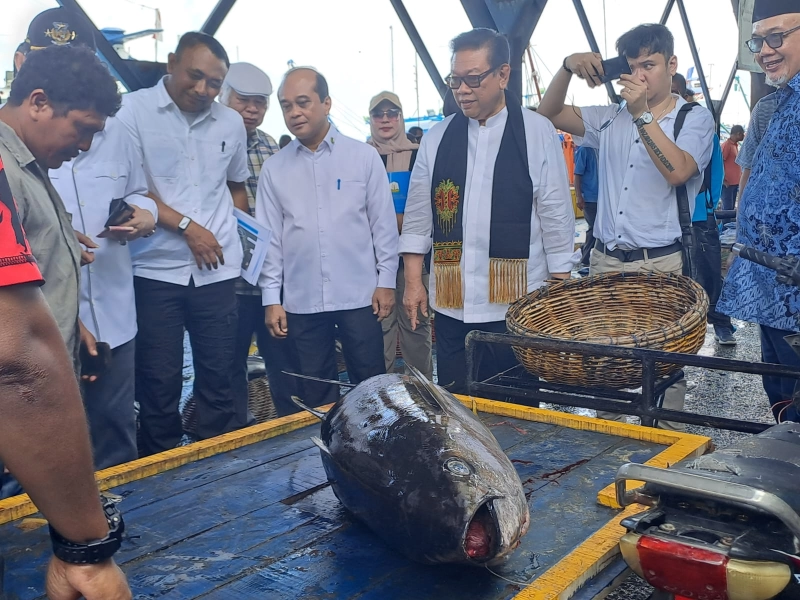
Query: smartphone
[[80, 341, 113, 378], [599, 56, 632, 83]]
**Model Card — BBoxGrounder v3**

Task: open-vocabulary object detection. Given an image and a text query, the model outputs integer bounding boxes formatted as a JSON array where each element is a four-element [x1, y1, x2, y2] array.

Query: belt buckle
[[621, 249, 634, 262]]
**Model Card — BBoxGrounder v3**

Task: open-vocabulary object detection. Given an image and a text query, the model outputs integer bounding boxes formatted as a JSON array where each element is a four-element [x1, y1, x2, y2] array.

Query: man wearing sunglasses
[[400, 28, 576, 394], [539, 24, 715, 430], [718, 0, 800, 424]]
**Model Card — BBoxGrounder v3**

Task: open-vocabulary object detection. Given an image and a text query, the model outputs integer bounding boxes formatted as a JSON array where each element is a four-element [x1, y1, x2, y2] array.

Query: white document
[[235, 208, 271, 286]]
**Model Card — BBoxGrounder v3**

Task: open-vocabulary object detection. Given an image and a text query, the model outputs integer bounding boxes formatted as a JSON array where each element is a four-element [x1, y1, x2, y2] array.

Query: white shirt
[[50, 118, 158, 349], [256, 125, 399, 314], [399, 107, 578, 324], [577, 96, 715, 251], [115, 77, 249, 286]]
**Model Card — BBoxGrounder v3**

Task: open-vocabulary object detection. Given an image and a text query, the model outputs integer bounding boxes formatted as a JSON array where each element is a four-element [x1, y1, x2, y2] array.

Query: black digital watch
[[49, 495, 124, 565]]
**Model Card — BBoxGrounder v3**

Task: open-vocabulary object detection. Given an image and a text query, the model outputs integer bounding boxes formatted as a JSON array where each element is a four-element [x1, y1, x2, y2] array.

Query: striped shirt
[[736, 92, 778, 170], [238, 128, 280, 296]]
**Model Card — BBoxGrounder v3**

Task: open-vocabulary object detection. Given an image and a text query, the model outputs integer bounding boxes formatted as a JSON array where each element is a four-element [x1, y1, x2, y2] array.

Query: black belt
[[594, 240, 682, 263]]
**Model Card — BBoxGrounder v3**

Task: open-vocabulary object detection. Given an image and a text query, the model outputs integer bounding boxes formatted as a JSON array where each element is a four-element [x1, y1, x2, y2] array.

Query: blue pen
[[337, 179, 341, 190]]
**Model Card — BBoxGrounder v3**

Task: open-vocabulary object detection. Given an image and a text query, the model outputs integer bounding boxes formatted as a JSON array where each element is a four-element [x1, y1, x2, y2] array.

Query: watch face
[[642, 112, 653, 124]]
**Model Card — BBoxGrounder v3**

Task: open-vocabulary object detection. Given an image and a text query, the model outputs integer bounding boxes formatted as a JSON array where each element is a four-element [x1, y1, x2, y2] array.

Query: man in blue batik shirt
[[718, 0, 800, 423]]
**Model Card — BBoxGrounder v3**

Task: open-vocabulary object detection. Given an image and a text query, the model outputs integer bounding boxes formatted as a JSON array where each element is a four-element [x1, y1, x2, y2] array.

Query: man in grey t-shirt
[[736, 92, 778, 200]]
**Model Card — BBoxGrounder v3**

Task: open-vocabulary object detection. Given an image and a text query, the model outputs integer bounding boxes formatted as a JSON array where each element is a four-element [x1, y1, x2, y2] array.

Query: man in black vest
[[400, 28, 577, 393]]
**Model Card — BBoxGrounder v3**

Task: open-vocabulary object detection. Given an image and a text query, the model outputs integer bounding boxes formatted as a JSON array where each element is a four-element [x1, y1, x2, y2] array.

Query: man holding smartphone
[[50, 115, 157, 470], [539, 23, 714, 430]]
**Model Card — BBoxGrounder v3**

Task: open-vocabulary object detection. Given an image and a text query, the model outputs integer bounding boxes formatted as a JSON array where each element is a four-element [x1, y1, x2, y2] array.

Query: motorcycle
[[615, 244, 800, 600]]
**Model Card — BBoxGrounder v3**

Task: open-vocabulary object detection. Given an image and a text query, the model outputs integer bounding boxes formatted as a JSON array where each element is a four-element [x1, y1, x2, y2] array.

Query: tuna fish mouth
[[464, 500, 500, 562]]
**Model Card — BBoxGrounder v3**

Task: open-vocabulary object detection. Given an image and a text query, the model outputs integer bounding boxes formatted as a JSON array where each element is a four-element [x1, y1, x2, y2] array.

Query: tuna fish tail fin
[[291, 396, 328, 420], [311, 436, 331, 455], [405, 363, 447, 413]]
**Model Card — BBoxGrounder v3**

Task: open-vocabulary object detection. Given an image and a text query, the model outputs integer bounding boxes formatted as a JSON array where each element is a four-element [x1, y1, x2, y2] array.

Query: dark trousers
[[434, 312, 518, 395], [690, 216, 733, 329], [721, 184, 739, 211], [134, 277, 239, 456], [82, 339, 138, 470], [287, 306, 384, 408], [234, 294, 297, 419], [580, 202, 597, 266], [760, 325, 800, 423]]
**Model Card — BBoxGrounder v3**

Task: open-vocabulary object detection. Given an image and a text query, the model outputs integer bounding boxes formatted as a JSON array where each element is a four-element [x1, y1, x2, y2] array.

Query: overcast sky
[[3, 0, 753, 140]]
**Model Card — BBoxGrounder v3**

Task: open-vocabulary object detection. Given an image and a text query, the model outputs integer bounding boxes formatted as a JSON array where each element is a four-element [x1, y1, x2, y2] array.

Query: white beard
[[766, 73, 789, 87]]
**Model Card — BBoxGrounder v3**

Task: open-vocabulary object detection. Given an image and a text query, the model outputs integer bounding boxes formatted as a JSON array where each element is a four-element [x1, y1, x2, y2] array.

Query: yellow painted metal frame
[[0, 396, 711, 600]]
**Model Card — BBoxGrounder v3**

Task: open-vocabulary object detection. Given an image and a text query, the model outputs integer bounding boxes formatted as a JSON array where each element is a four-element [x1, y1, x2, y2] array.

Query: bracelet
[[562, 57, 572, 75]]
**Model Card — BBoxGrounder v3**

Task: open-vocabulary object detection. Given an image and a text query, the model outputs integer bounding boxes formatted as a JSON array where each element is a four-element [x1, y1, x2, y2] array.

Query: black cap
[[25, 8, 96, 52], [753, 0, 800, 22]]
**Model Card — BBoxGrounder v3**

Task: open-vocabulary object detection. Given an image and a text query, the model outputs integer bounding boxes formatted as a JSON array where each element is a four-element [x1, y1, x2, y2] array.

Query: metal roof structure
[[57, 0, 752, 126]]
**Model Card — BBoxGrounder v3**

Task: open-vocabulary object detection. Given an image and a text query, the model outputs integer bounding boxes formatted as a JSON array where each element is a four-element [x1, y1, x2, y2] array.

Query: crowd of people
[[1, 0, 799, 596]]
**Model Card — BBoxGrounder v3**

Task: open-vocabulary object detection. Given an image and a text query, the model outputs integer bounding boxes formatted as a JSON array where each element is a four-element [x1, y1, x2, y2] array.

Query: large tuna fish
[[293, 366, 530, 566]]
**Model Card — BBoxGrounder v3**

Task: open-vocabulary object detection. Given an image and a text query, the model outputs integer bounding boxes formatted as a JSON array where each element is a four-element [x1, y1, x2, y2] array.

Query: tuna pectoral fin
[[291, 396, 328, 420], [282, 371, 356, 389], [311, 436, 331, 455]]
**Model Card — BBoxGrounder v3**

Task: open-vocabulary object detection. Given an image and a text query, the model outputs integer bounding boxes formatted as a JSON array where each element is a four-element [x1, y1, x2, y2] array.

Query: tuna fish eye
[[445, 458, 472, 476]]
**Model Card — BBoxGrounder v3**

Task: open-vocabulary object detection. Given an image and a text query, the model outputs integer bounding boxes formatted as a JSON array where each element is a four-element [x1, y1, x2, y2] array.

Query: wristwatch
[[49, 495, 125, 565], [634, 112, 654, 127], [177, 216, 192, 235]]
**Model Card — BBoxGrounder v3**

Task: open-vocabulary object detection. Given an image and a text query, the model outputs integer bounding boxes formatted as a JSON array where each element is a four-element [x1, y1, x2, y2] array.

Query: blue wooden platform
[[0, 411, 672, 599]]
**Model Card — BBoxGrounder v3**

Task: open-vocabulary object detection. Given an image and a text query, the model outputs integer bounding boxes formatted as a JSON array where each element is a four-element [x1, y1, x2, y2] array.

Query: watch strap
[[49, 497, 124, 565]]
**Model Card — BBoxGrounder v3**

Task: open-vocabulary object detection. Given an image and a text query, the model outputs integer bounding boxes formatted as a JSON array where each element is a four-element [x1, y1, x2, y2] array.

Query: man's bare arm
[[537, 66, 586, 137], [0, 284, 107, 543], [636, 120, 699, 186], [738, 168, 751, 205]]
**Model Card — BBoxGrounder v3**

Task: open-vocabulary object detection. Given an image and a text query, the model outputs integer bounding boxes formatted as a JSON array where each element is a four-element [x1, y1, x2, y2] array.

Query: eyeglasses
[[598, 99, 628, 132], [371, 108, 401, 120], [746, 24, 800, 53], [445, 67, 497, 89]]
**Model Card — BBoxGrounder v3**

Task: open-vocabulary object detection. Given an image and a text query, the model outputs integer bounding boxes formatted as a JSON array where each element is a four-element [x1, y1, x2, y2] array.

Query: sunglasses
[[371, 108, 401, 120], [445, 67, 497, 89], [599, 99, 628, 132], [746, 24, 800, 53]]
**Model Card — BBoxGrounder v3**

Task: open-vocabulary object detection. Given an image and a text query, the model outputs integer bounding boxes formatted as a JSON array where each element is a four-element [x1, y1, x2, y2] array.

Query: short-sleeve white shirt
[[116, 77, 249, 286], [576, 96, 714, 251]]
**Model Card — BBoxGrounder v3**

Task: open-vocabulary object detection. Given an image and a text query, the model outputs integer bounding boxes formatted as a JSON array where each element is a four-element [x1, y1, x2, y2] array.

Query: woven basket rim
[[506, 272, 709, 348]]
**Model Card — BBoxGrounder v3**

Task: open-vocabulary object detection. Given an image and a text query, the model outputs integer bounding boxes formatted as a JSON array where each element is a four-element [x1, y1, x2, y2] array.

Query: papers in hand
[[235, 208, 271, 286]]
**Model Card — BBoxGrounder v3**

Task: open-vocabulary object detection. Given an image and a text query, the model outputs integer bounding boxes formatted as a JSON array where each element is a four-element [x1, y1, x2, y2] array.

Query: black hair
[[450, 28, 510, 69], [408, 126, 423, 135], [616, 24, 674, 61], [174, 31, 230, 68], [730, 125, 745, 135], [9, 45, 121, 117], [672, 73, 688, 94], [280, 67, 329, 102]]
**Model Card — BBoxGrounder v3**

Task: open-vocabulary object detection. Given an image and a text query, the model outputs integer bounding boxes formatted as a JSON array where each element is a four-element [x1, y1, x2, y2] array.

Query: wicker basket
[[506, 272, 709, 389], [182, 375, 278, 434]]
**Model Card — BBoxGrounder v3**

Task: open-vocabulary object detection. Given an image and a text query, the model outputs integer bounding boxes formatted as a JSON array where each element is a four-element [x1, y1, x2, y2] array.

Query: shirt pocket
[[85, 161, 130, 199], [196, 136, 234, 187], [143, 134, 181, 179], [331, 179, 368, 228]]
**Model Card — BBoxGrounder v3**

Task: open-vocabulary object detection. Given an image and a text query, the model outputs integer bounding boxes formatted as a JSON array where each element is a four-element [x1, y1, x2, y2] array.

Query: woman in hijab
[[367, 91, 433, 380]]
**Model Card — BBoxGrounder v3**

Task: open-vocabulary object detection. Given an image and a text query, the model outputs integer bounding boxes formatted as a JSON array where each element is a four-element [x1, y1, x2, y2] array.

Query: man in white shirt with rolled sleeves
[[257, 67, 398, 409], [116, 32, 251, 456], [51, 116, 157, 469], [401, 29, 577, 394], [538, 23, 714, 430]]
